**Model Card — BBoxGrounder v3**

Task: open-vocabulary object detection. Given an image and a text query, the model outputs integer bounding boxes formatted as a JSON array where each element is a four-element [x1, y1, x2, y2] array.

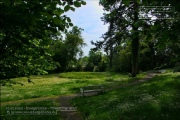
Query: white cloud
[[64, 0, 108, 56]]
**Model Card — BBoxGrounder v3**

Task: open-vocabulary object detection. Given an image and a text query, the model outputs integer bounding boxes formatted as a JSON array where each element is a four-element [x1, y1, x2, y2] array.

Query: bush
[[173, 66, 180, 72], [84, 63, 94, 72], [112, 50, 131, 72], [98, 61, 107, 72]]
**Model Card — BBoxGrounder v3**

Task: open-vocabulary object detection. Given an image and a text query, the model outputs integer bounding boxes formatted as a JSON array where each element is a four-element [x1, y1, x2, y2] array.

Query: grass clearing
[[59, 72, 110, 79], [1, 72, 145, 103], [72, 72, 180, 120], [0, 71, 147, 119]]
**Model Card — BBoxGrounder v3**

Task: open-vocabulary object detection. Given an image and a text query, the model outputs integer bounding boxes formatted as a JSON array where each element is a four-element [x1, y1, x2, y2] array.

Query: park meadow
[[1, 71, 180, 120], [1, 0, 180, 120]]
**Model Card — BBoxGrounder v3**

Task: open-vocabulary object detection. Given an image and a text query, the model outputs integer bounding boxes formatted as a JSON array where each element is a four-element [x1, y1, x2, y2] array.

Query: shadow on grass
[[1, 100, 61, 120], [31, 74, 60, 79], [0, 79, 25, 86], [72, 73, 180, 120]]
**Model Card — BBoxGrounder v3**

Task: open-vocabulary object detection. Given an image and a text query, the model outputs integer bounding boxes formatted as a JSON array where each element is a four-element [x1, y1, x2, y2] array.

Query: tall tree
[[64, 26, 86, 69], [95, 0, 180, 76], [88, 49, 102, 67], [97, 0, 140, 76], [131, 0, 139, 77], [51, 26, 86, 72], [0, 0, 86, 79]]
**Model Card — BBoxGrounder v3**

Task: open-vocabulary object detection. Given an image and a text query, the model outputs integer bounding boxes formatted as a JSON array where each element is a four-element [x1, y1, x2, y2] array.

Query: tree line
[[91, 0, 180, 76], [0, 0, 86, 80], [1, 0, 180, 81]]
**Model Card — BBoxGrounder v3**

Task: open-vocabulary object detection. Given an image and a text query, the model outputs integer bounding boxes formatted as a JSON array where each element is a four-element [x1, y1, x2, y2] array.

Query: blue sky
[[64, 0, 109, 56]]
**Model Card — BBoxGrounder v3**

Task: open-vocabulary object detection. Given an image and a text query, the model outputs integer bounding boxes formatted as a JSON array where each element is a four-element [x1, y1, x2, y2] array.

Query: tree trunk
[[131, 1, 139, 77], [109, 47, 113, 68]]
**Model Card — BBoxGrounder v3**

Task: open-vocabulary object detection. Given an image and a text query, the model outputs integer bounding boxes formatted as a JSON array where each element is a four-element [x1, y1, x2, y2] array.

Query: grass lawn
[[72, 72, 180, 120], [1, 72, 145, 103], [0, 72, 145, 120], [2, 71, 179, 120]]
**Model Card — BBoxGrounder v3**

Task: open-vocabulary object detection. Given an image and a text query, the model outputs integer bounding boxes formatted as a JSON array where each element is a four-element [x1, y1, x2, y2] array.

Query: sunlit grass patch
[[59, 72, 110, 79], [0, 75, 71, 102], [0, 72, 147, 103]]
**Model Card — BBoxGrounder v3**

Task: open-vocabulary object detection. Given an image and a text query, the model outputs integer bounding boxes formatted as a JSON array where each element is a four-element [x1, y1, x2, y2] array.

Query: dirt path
[[57, 94, 83, 120], [106, 72, 158, 92]]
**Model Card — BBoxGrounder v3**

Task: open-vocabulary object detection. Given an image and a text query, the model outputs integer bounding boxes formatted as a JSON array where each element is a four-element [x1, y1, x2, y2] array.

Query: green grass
[[1, 99, 61, 120], [2, 71, 179, 120], [72, 72, 180, 120], [0, 71, 147, 120], [59, 72, 110, 79], [1, 72, 145, 103]]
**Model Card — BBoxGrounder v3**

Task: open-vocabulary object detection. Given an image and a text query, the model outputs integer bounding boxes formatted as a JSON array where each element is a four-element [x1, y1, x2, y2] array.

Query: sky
[[64, 0, 109, 56]]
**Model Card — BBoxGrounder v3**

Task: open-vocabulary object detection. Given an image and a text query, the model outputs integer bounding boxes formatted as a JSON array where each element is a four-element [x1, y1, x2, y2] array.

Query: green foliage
[[50, 26, 86, 72], [123, 0, 130, 6], [98, 59, 108, 72], [173, 66, 180, 73], [74, 1, 81, 7], [88, 50, 102, 66], [83, 50, 108, 72], [93, 0, 180, 74], [0, 0, 86, 79], [81, 1, 86, 5], [138, 41, 156, 71], [84, 62, 94, 72], [64, 5, 70, 12], [112, 49, 131, 72], [94, 0, 140, 76]]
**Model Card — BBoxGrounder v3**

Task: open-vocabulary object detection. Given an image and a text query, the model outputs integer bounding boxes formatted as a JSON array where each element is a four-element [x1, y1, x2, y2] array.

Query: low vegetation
[[1, 72, 146, 103], [1, 71, 179, 120], [72, 72, 180, 120], [1, 72, 145, 119], [1, 72, 146, 102]]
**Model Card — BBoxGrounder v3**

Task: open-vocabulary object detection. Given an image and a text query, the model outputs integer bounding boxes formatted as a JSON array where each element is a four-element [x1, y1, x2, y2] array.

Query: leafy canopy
[[0, 0, 86, 79]]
